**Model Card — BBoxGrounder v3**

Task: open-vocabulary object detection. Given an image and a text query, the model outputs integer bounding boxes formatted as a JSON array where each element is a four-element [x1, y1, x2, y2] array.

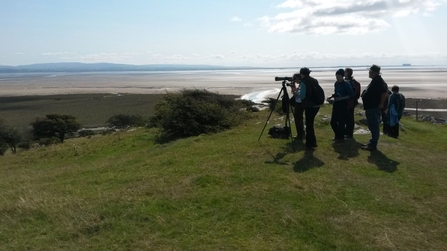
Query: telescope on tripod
[[258, 76, 297, 149]]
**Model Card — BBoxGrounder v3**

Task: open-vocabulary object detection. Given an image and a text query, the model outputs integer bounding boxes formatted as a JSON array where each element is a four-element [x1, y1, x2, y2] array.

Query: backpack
[[268, 125, 291, 139], [346, 79, 361, 106], [302, 77, 325, 106]]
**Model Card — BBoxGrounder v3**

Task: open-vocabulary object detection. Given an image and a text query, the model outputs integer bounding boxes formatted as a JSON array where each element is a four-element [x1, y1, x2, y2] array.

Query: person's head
[[335, 68, 345, 82], [299, 67, 311, 78], [391, 85, 399, 93], [345, 67, 353, 78], [292, 72, 302, 83], [368, 64, 381, 78]]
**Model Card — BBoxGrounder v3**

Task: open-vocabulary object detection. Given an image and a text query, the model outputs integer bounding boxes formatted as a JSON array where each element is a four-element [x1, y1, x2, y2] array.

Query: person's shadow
[[332, 138, 361, 160], [293, 148, 325, 173], [368, 150, 400, 173]]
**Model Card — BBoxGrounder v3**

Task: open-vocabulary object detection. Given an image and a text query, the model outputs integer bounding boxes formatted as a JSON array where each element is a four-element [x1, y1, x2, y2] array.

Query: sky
[[2, 0, 447, 67]]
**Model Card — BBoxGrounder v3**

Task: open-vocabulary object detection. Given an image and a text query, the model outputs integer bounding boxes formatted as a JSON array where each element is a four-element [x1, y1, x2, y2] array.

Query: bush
[[107, 114, 145, 129], [78, 129, 95, 137], [149, 89, 251, 142], [38, 137, 60, 146], [31, 114, 81, 143], [0, 143, 8, 156], [0, 119, 22, 154], [264, 97, 288, 115]]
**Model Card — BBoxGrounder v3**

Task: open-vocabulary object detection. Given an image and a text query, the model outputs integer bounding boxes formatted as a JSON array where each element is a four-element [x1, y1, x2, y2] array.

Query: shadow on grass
[[331, 138, 361, 160], [293, 148, 325, 173], [367, 150, 400, 173], [264, 139, 306, 166]]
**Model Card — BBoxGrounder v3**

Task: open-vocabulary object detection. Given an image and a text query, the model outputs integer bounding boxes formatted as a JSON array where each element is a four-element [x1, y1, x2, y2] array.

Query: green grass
[[1, 105, 447, 250]]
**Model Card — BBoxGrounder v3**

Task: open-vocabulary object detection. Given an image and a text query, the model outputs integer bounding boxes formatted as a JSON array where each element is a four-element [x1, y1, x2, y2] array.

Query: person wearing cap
[[289, 73, 305, 139], [299, 67, 320, 149], [344, 67, 361, 138], [327, 68, 354, 142], [360, 64, 389, 151]]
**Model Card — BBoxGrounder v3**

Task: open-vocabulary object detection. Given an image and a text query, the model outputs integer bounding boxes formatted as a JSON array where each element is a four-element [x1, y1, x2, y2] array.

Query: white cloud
[[260, 0, 446, 35], [41, 52, 77, 56], [231, 16, 242, 22]]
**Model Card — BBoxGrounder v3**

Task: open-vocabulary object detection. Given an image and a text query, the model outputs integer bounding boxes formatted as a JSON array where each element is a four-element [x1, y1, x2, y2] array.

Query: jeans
[[365, 108, 381, 147], [305, 106, 320, 146]]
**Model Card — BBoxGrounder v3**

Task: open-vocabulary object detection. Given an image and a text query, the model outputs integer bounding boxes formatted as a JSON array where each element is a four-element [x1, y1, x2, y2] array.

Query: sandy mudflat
[[1, 68, 447, 119], [1, 68, 447, 99]]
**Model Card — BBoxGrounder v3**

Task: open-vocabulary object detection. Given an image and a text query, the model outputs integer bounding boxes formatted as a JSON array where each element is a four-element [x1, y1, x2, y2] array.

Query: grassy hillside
[[0, 94, 165, 129], [1, 106, 447, 250]]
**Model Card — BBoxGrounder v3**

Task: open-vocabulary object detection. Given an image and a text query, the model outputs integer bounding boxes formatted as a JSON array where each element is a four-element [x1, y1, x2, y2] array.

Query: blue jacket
[[334, 81, 354, 99]]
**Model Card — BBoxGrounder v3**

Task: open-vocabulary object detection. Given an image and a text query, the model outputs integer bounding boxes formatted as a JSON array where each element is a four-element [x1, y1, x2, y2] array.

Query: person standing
[[299, 67, 321, 149], [290, 73, 305, 140], [361, 64, 389, 151], [386, 85, 405, 138], [327, 69, 354, 142], [344, 67, 361, 138]]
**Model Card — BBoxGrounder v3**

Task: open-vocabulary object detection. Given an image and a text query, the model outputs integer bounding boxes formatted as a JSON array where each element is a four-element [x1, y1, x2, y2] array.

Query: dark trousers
[[305, 106, 320, 147], [382, 110, 389, 135], [345, 107, 355, 137], [330, 100, 348, 140], [293, 103, 305, 136], [388, 124, 400, 138]]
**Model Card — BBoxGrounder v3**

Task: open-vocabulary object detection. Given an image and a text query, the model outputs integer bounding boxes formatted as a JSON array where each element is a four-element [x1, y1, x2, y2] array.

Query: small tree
[[107, 114, 145, 129], [31, 114, 81, 143], [0, 119, 22, 154]]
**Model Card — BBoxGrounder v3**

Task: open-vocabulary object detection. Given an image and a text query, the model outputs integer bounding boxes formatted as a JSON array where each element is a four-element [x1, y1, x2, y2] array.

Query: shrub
[[264, 97, 287, 115], [149, 89, 251, 142], [107, 114, 145, 129], [0, 119, 22, 154], [78, 129, 95, 137], [0, 143, 8, 156], [31, 114, 81, 143]]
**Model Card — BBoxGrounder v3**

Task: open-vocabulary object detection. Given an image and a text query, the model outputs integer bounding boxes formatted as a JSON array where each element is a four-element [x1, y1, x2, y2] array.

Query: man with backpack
[[344, 67, 361, 138], [386, 85, 405, 138], [299, 67, 324, 149]]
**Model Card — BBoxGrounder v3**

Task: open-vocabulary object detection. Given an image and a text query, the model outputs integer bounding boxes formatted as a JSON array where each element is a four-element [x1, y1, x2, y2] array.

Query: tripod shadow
[[263, 139, 306, 166], [293, 149, 325, 173], [331, 138, 361, 160], [367, 150, 400, 173], [264, 144, 294, 165]]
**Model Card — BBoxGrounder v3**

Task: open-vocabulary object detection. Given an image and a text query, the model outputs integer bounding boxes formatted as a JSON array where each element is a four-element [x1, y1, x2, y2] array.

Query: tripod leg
[[258, 87, 284, 141]]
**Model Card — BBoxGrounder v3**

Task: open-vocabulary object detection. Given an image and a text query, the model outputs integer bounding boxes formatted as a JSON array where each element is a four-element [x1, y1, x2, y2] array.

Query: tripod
[[258, 80, 295, 149]]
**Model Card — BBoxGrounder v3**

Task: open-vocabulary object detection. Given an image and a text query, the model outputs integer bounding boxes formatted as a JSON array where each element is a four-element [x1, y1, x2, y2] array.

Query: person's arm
[[299, 81, 306, 100], [379, 92, 388, 109], [290, 84, 297, 96]]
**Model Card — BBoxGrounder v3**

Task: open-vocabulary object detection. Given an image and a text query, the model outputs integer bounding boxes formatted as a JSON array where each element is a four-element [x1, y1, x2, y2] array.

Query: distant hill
[[0, 62, 258, 73]]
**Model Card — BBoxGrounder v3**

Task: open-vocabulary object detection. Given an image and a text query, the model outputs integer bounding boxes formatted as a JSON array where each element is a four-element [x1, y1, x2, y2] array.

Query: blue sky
[[2, 0, 447, 67]]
